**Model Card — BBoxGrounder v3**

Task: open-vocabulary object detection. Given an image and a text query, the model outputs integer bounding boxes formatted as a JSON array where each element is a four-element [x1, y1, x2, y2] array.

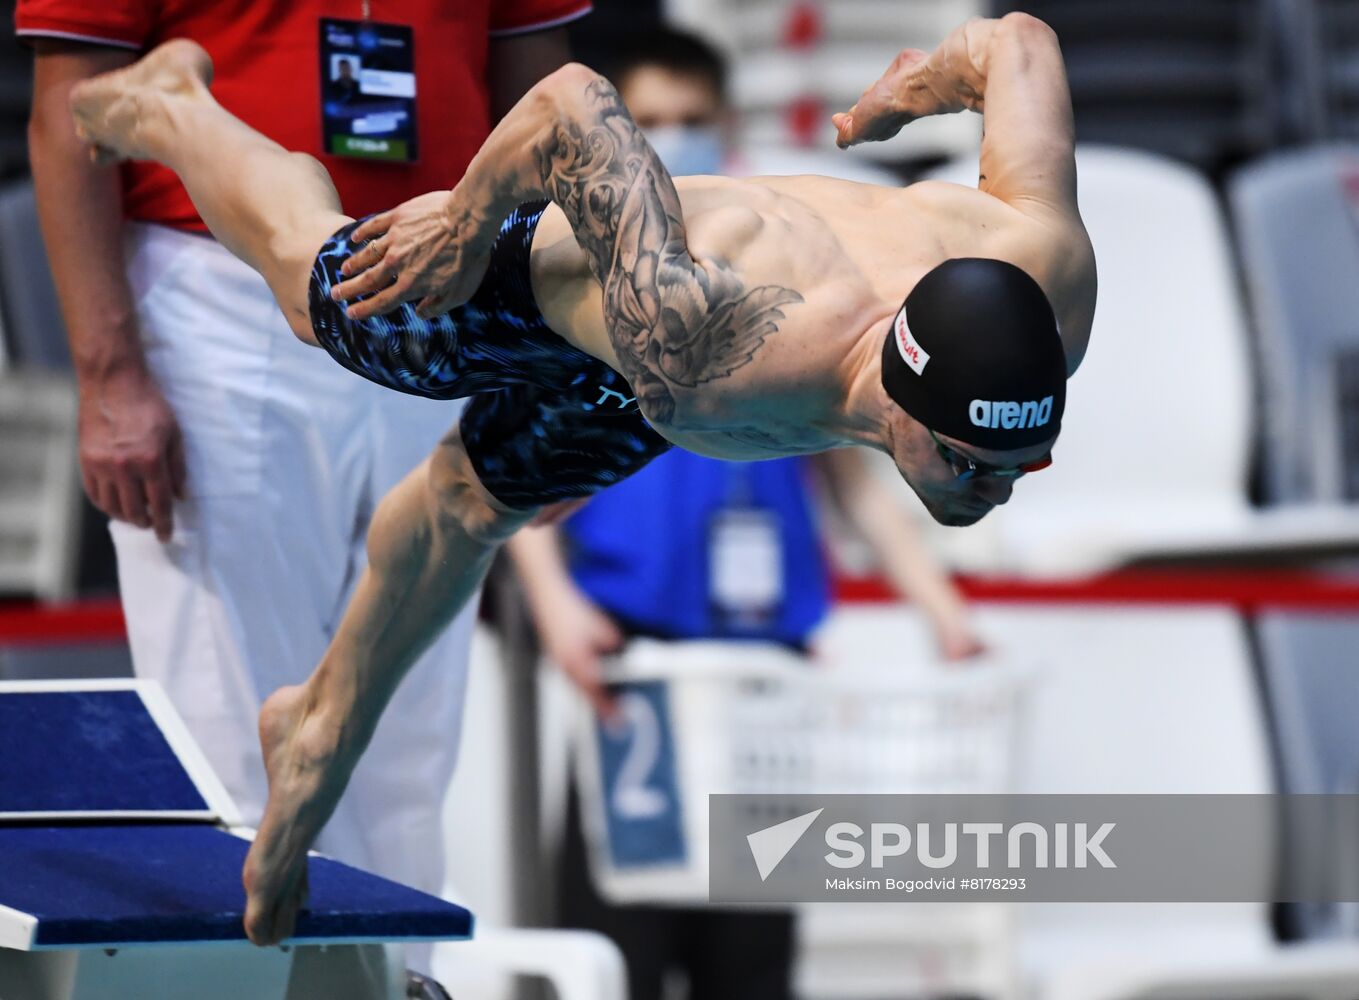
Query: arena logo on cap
[[970, 396, 1053, 430], [893, 307, 930, 376]]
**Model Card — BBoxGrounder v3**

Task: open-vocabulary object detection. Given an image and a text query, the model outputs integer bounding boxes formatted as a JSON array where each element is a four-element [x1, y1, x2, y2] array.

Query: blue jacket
[[562, 449, 831, 647]]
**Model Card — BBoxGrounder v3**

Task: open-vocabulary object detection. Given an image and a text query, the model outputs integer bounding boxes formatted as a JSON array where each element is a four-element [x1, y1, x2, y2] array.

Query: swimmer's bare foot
[[69, 39, 213, 165], [242, 682, 356, 946]]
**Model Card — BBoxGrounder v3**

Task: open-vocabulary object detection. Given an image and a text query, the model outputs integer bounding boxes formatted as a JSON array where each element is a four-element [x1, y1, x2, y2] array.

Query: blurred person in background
[[21, 1, 585, 989], [507, 27, 984, 999], [612, 24, 899, 184]]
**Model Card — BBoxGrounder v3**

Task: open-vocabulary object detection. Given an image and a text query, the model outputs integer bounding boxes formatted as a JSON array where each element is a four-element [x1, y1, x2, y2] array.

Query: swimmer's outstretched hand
[[833, 48, 938, 148], [331, 190, 496, 322], [242, 684, 357, 946]]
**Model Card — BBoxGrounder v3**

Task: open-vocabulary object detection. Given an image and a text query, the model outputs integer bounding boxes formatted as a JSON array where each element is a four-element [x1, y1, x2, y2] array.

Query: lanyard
[[722, 461, 756, 507], [361, 1, 372, 21]]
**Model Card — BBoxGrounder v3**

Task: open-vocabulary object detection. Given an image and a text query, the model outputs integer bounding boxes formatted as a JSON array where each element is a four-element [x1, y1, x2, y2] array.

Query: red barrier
[[836, 568, 1359, 612], [6, 569, 1359, 646], [0, 598, 126, 646]]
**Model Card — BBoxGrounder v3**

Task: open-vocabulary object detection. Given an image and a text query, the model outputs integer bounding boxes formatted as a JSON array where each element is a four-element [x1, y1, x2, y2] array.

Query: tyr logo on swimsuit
[[595, 385, 638, 409]]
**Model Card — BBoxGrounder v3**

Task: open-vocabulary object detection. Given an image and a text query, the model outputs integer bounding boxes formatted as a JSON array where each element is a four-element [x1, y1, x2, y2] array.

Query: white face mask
[[642, 124, 726, 177]]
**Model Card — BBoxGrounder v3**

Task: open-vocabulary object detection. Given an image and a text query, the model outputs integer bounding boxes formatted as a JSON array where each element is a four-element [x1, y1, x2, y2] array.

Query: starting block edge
[[0, 903, 36, 951]]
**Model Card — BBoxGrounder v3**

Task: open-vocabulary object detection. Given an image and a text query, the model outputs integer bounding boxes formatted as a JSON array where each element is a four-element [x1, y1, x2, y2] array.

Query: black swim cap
[[881, 258, 1066, 451]]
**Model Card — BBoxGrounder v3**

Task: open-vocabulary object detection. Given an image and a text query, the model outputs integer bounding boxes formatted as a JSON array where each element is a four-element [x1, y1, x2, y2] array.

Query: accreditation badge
[[709, 507, 784, 626], [319, 18, 418, 162]]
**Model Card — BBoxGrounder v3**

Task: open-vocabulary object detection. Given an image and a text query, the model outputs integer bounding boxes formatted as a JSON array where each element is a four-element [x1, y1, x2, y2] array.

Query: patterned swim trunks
[[307, 200, 672, 508]]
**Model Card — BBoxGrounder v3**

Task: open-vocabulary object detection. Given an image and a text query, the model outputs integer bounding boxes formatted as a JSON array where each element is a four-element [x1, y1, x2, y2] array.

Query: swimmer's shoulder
[[677, 174, 896, 255], [891, 177, 1027, 229], [969, 197, 1096, 373], [732, 172, 895, 213], [886, 179, 1096, 372]]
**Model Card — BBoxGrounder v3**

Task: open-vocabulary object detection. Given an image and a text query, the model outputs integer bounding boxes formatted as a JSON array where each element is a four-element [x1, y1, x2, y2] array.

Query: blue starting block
[[0, 680, 473, 1000]]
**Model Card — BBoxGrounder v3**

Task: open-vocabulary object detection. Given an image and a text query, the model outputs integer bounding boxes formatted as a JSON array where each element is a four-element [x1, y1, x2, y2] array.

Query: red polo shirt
[[17, 0, 590, 230]]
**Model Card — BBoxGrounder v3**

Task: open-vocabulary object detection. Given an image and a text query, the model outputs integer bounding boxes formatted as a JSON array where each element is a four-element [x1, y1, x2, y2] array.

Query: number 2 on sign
[[610, 691, 669, 820]]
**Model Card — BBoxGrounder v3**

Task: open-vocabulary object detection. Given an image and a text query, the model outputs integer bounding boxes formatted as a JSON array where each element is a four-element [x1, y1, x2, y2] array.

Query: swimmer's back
[[530, 175, 886, 410], [528, 171, 1092, 430]]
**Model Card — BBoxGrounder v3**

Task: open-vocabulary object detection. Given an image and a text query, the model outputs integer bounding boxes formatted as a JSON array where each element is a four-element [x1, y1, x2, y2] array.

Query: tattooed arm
[[833, 16, 1076, 216], [334, 64, 801, 425], [494, 65, 699, 420]]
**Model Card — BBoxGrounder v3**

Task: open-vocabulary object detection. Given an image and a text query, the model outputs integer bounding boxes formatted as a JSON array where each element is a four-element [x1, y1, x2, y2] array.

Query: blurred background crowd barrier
[[5, 1, 1359, 999]]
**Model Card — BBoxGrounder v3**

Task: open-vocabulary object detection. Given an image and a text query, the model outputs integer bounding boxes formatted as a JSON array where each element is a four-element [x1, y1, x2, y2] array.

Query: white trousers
[[110, 224, 475, 964]]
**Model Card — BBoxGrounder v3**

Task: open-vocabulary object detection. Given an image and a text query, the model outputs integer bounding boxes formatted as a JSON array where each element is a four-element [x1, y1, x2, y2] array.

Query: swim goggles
[[929, 428, 1053, 482]]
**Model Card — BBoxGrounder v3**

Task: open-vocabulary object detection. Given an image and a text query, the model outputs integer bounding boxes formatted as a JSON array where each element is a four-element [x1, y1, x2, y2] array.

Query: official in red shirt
[[23, 2, 591, 227]]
